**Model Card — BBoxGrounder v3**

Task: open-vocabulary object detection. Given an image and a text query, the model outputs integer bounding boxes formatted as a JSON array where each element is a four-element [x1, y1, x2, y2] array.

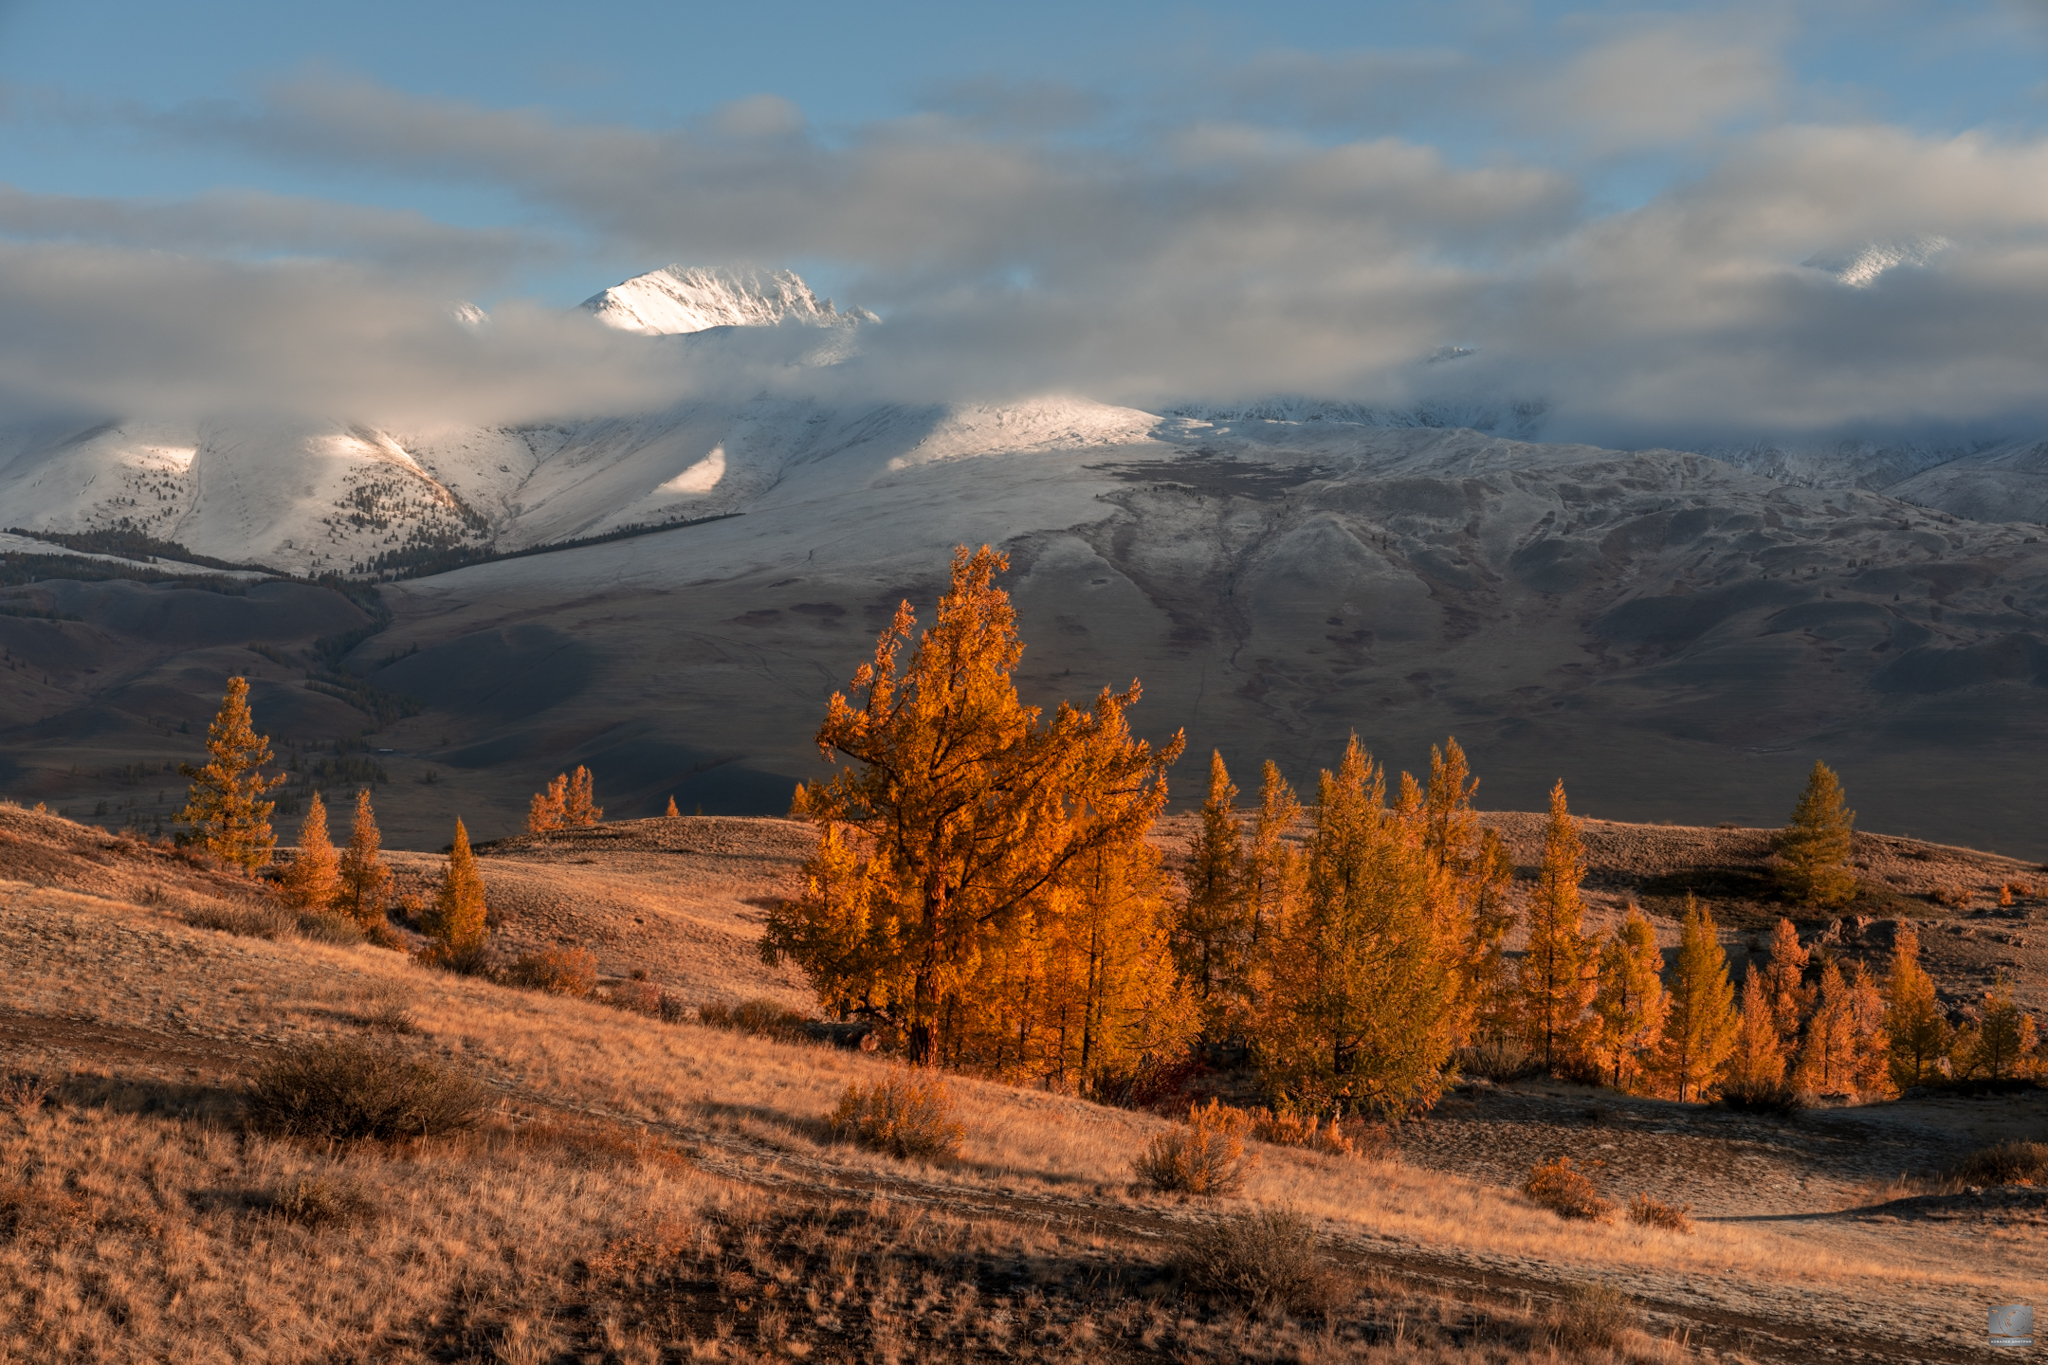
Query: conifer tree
[[1883, 923, 1948, 1091], [336, 788, 392, 930], [1725, 967, 1788, 1097], [1776, 761, 1857, 909], [1758, 917, 1811, 1045], [1463, 829, 1523, 1049], [564, 766, 601, 825], [764, 546, 1183, 1067], [1255, 736, 1461, 1115], [1653, 897, 1737, 1101], [422, 817, 490, 958], [666, 795, 681, 818], [276, 789, 340, 912], [175, 677, 284, 871], [1242, 761, 1302, 987], [1173, 751, 1249, 1032], [1970, 978, 2037, 1080], [1592, 906, 1668, 1091], [1844, 962, 1893, 1098], [1519, 781, 1595, 1072], [1419, 738, 1511, 1049], [1794, 958, 1857, 1095], [527, 773, 568, 833]]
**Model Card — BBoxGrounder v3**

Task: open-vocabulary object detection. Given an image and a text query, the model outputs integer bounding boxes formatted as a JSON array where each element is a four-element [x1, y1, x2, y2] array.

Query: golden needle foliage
[[1519, 782, 1594, 1073], [1592, 905, 1668, 1091], [276, 790, 340, 912], [336, 789, 392, 930], [422, 817, 490, 960], [1776, 760, 1857, 909], [527, 766, 602, 833], [1653, 897, 1737, 1102], [175, 677, 284, 871]]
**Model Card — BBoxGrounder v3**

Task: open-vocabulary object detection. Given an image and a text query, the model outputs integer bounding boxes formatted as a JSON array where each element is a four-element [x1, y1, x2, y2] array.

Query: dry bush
[[1953, 1141, 2048, 1186], [0, 1072, 51, 1118], [1626, 1193, 1695, 1233], [1719, 1079, 1805, 1114], [246, 1040, 488, 1141], [1546, 1282, 1638, 1350], [504, 946, 599, 997], [515, 1120, 692, 1172], [182, 898, 296, 938], [253, 1174, 378, 1227], [0, 1176, 93, 1245], [1086, 1048, 1208, 1111], [356, 1000, 421, 1035], [1248, 1107, 1386, 1160], [415, 939, 493, 977], [827, 1069, 965, 1160], [607, 978, 688, 1022], [1175, 1206, 1341, 1318], [293, 912, 367, 946], [1134, 1098, 1257, 1196], [1457, 1037, 1533, 1083], [699, 997, 810, 1041], [1523, 1157, 1614, 1222]]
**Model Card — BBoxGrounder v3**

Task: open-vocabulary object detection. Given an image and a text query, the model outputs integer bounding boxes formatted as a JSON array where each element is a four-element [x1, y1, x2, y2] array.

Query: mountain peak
[[581, 265, 858, 335]]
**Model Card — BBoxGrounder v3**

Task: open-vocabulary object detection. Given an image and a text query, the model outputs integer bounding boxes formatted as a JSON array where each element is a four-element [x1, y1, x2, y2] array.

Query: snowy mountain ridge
[[580, 265, 871, 335]]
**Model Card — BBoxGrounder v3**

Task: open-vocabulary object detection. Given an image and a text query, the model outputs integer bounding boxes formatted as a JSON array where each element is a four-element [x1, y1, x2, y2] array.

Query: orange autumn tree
[[176, 677, 285, 871], [765, 545, 1186, 1070], [527, 766, 601, 833]]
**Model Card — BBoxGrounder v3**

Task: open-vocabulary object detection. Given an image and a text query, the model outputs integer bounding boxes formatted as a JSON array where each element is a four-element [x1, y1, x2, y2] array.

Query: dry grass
[[1134, 1098, 1257, 1196], [1523, 1157, 1615, 1222], [1174, 1206, 1342, 1318], [1544, 1283, 1638, 1350], [827, 1069, 966, 1160], [245, 1040, 489, 1141], [1626, 1194, 1695, 1234], [1249, 1106, 1387, 1160], [699, 995, 812, 1041], [1953, 1140, 2048, 1186]]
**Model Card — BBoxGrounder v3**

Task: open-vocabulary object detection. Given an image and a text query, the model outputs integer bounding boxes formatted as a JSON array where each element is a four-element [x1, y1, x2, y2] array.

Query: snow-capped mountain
[[580, 265, 866, 335]]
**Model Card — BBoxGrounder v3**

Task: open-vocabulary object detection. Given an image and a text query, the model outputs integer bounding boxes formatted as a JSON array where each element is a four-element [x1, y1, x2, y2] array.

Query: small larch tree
[[1173, 751, 1249, 1037], [564, 766, 601, 825], [1969, 978, 2037, 1081], [1794, 959, 1859, 1096], [1724, 967, 1788, 1098], [527, 774, 568, 832], [175, 677, 284, 871], [1592, 905, 1668, 1091], [422, 817, 490, 960], [1758, 917, 1812, 1045], [336, 789, 392, 930], [1883, 923, 1948, 1091], [1653, 897, 1737, 1101], [276, 789, 340, 913], [1519, 781, 1595, 1073], [1776, 761, 1857, 909]]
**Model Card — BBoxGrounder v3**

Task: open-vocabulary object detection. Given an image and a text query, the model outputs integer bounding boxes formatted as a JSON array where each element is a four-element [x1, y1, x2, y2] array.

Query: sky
[[1, 0, 2047, 443]]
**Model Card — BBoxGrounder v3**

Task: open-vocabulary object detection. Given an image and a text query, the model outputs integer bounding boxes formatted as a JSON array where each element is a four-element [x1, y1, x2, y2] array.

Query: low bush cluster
[[1626, 1193, 1694, 1233], [1545, 1283, 1638, 1350], [1953, 1141, 2048, 1186], [246, 1040, 488, 1141], [827, 1069, 965, 1160], [1246, 1106, 1387, 1160], [1174, 1207, 1340, 1318], [1133, 1098, 1256, 1196], [699, 997, 810, 1041], [504, 946, 599, 996], [1523, 1156, 1614, 1222], [253, 1174, 378, 1227]]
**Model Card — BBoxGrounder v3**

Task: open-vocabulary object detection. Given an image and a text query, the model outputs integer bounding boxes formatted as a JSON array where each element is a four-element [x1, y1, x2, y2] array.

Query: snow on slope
[[580, 265, 862, 335]]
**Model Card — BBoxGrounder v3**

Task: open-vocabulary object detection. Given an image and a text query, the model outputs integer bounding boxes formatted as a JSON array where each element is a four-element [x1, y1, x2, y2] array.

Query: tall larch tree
[[1844, 962, 1894, 1098], [175, 677, 284, 871], [1758, 918, 1812, 1046], [1519, 781, 1595, 1073], [336, 789, 392, 930], [1241, 760, 1302, 1014], [1776, 761, 1857, 909], [1173, 751, 1249, 1035], [1592, 906, 1668, 1091], [1419, 738, 1512, 1049], [564, 766, 601, 825], [1969, 978, 2037, 1080], [1884, 923, 1948, 1091], [1653, 897, 1737, 1101], [1255, 736, 1461, 1116], [276, 790, 340, 912], [1725, 967, 1788, 1097], [527, 773, 568, 833], [763, 545, 1183, 1068], [1794, 959, 1858, 1095], [422, 817, 490, 960]]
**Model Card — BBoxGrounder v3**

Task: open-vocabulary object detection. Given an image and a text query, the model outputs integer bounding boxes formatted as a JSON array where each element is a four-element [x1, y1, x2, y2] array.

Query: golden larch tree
[[1883, 922, 1947, 1091], [422, 817, 490, 959], [1519, 781, 1595, 1073], [276, 789, 340, 912], [764, 545, 1183, 1068], [1241, 760, 1303, 1016], [176, 677, 284, 871], [1724, 967, 1788, 1098], [666, 795, 681, 818], [1794, 958, 1858, 1096], [1844, 962, 1894, 1098], [527, 773, 568, 832], [335, 789, 392, 930], [1757, 917, 1811, 1045], [1776, 761, 1857, 909], [564, 766, 601, 825], [1254, 736, 1461, 1116], [1968, 977, 2037, 1080], [1592, 905, 1668, 1091], [1419, 738, 1513, 1051], [1653, 897, 1737, 1101], [1173, 751, 1249, 1036]]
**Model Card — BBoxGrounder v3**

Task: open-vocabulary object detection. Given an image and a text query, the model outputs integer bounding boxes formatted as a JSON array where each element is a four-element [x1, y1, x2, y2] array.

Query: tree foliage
[[527, 766, 601, 833], [1883, 923, 1947, 1091], [176, 677, 284, 871], [336, 789, 391, 930], [422, 818, 489, 960], [1519, 782, 1594, 1073], [1592, 905, 1668, 1091], [1776, 761, 1856, 909], [1653, 897, 1736, 1101], [277, 790, 340, 913]]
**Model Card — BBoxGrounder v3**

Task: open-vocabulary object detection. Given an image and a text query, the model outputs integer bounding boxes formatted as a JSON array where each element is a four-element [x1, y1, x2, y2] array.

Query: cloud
[[1537, 15, 1786, 151]]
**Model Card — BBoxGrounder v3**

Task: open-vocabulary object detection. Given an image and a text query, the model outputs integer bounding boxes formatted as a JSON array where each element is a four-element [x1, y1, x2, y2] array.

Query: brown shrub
[[1626, 1193, 1694, 1233], [356, 1000, 421, 1035], [1456, 1038, 1534, 1083], [504, 947, 599, 997], [0, 1073, 51, 1118], [182, 899, 296, 939], [1546, 1282, 1637, 1349], [1953, 1141, 2048, 1186], [0, 1177, 92, 1245], [699, 997, 810, 1041], [1523, 1157, 1614, 1222], [828, 1069, 964, 1160], [1175, 1207, 1342, 1318], [415, 939, 493, 977], [1719, 1078, 1804, 1114], [246, 1041, 488, 1141], [515, 1121, 691, 1172], [253, 1174, 378, 1227], [1134, 1099, 1257, 1196], [1248, 1107, 1387, 1160]]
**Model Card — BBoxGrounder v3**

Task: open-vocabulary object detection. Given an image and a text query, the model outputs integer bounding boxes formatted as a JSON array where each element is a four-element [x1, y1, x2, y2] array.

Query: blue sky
[[1, 1, 2046, 438]]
